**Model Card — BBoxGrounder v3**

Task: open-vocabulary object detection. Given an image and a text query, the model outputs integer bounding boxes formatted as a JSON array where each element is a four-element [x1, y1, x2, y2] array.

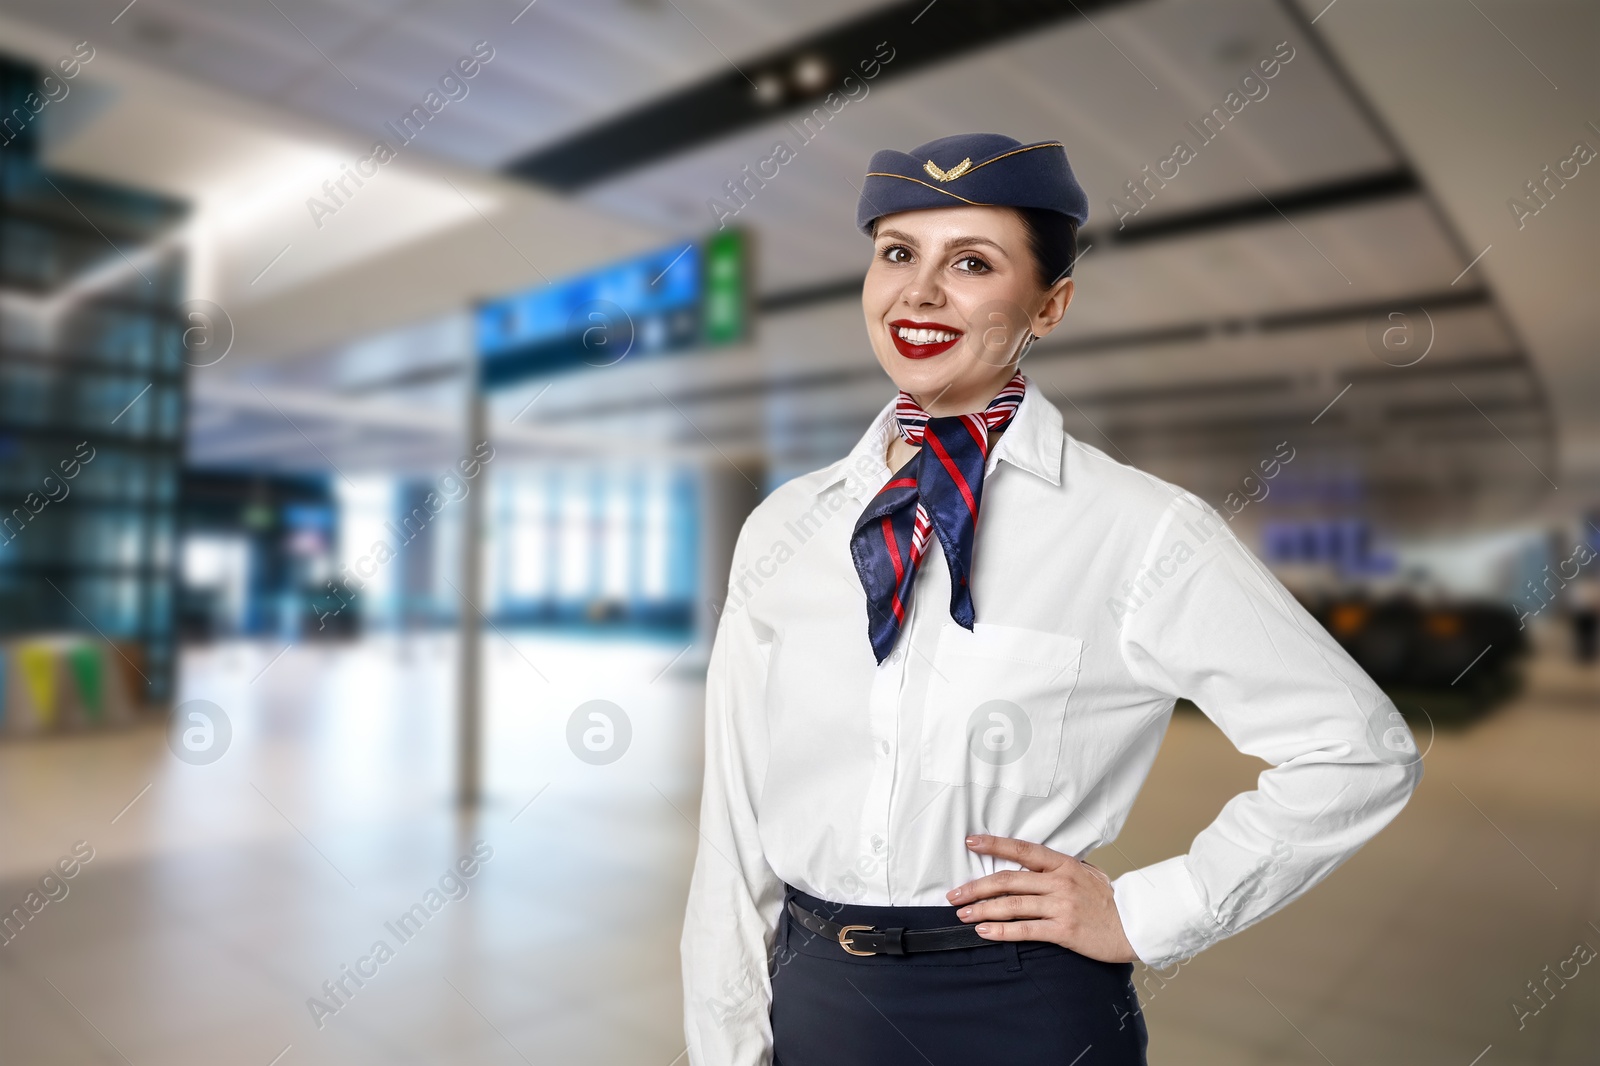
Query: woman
[[681, 133, 1421, 1065]]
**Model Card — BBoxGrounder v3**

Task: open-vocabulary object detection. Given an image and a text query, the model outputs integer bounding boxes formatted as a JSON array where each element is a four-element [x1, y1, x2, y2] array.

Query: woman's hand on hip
[[947, 834, 1139, 964]]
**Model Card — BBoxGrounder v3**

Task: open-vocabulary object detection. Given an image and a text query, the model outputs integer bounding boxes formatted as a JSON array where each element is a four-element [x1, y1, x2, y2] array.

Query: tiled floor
[[0, 633, 1595, 1064]]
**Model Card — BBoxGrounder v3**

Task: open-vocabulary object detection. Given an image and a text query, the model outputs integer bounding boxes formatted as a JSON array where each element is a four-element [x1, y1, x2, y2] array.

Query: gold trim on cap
[[870, 141, 1066, 207], [862, 172, 992, 206], [958, 141, 1064, 178]]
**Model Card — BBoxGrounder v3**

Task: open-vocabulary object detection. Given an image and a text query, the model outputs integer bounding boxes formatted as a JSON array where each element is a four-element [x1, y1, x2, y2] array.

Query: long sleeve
[[1109, 491, 1423, 969], [681, 525, 786, 1066]]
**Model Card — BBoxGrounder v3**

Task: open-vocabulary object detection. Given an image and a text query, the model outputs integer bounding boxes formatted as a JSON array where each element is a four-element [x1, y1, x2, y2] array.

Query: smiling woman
[[862, 203, 1074, 418], [680, 132, 1421, 1066]]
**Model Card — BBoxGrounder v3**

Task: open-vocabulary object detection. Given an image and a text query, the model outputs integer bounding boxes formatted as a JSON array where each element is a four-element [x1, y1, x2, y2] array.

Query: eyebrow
[[875, 229, 1011, 257]]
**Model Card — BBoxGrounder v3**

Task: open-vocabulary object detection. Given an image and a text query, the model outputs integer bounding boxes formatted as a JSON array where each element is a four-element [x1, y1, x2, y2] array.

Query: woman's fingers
[[964, 833, 1066, 872], [947, 835, 1077, 905], [943, 835, 1139, 962], [946, 865, 1053, 905], [956, 891, 1056, 923], [971, 917, 1056, 942]]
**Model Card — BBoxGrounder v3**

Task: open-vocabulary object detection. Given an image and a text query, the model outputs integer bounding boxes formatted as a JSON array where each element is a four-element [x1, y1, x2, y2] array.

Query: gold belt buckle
[[836, 923, 876, 956]]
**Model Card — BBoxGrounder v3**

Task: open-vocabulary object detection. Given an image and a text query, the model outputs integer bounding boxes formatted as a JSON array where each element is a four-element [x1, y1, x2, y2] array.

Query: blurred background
[[0, 1, 1596, 1063]]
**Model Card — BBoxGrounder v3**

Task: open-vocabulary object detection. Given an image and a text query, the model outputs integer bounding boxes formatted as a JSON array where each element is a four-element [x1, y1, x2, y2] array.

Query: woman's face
[[862, 205, 1073, 415]]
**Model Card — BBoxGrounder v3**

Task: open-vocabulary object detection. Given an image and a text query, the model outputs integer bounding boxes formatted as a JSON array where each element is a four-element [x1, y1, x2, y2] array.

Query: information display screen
[[476, 230, 748, 388]]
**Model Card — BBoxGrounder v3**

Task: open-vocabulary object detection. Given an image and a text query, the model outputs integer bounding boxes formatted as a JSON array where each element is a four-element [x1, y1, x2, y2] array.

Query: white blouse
[[680, 378, 1421, 1065]]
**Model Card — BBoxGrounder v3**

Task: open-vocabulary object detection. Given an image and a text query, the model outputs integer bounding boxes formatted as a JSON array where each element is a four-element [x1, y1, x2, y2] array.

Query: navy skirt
[[770, 883, 1149, 1066]]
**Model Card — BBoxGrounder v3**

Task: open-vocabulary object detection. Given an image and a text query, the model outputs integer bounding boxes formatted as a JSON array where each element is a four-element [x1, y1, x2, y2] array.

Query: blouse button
[[879, 740, 890, 754]]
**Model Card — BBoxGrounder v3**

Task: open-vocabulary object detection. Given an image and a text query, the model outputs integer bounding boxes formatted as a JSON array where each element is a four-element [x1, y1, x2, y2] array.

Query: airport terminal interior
[[0, 1, 1596, 1063]]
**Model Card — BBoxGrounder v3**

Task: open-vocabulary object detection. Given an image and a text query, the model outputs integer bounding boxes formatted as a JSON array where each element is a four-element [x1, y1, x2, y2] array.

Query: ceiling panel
[[1062, 196, 1462, 335], [0, 0, 906, 169], [3, 0, 1566, 525], [579, 0, 1401, 293]]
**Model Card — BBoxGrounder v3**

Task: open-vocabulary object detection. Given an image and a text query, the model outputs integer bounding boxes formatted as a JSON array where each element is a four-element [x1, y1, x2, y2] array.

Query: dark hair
[[868, 208, 1078, 289], [1015, 206, 1078, 288]]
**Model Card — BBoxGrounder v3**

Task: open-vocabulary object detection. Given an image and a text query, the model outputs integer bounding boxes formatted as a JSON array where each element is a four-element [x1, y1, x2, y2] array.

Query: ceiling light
[[791, 54, 830, 93], [751, 71, 784, 106]]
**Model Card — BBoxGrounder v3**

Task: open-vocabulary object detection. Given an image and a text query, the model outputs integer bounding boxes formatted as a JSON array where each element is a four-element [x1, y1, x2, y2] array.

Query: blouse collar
[[822, 373, 1066, 504]]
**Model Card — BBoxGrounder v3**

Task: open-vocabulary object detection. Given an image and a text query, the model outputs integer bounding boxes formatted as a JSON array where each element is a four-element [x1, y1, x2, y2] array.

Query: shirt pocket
[[918, 622, 1084, 797]]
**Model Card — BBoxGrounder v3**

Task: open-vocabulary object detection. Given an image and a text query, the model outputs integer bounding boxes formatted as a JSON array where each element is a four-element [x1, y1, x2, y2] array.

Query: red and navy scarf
[[849, 372, 1027, 662]]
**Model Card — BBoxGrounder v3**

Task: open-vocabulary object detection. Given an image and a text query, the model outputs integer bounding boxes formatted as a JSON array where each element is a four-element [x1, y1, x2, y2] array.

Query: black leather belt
[[785, 899, 990, 955]]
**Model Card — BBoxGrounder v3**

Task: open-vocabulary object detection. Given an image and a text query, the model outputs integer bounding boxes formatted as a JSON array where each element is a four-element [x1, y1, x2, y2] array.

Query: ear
[[1030, 277, 1074, 339]]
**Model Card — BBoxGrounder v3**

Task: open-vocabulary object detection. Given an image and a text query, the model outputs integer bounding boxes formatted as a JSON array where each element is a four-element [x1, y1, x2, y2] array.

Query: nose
[[901, 259, 945, 309]]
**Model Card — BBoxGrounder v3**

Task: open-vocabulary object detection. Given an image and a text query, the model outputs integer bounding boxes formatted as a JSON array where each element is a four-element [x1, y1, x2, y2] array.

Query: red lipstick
[[888, 319, 964, 360]]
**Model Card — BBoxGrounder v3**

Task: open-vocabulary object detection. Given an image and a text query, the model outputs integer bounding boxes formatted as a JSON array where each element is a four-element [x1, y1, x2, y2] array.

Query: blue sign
[[476, 233, 748, 389], [1263, 519, 1395, 575]]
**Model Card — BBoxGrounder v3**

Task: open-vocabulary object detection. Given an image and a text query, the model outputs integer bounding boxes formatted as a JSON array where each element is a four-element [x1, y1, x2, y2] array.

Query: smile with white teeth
[[894, 326, 961, 344]]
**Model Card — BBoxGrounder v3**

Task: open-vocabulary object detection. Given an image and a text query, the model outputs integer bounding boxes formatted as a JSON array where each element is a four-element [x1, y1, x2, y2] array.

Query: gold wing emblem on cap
[[923, 157, 973, 183]]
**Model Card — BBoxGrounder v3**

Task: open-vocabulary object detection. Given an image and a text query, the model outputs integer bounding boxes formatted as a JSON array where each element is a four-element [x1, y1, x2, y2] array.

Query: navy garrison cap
[[856, 133, 1089, 233]]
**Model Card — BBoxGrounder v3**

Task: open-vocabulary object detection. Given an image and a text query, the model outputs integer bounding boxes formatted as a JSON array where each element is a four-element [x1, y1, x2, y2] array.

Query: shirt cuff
[[1110, 855, 1224, 969]]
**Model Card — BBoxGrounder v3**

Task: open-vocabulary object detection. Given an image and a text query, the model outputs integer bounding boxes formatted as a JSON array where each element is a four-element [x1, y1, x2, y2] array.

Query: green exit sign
[[702, 228, 750, 347]]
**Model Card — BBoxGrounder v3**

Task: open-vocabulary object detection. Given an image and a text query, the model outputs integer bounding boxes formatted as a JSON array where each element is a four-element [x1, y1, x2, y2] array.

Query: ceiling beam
[[503, 0, 1131, 191], [189, 379, 724, 464], [529, 286, 1502, 424], [1092, 169, 1416, 246], [757, 168, 1420, 312]]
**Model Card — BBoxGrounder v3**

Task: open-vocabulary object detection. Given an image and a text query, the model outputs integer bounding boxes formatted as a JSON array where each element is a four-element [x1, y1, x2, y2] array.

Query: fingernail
[[965, 835, 980, 847], [975, 924, 992, 934], [959, 906, 972, 918]]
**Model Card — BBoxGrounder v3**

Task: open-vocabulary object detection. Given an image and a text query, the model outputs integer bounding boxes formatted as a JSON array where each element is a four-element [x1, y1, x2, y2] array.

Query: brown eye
[[954, 255, 991, 273], [880, 244, 913, 264]]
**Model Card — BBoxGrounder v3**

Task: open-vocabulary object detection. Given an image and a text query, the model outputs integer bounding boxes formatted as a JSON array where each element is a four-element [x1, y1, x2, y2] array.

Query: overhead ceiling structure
[[1, 0, 1592, 535], [509, 0, 1582, 534], [1, 0, 888, 170]]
